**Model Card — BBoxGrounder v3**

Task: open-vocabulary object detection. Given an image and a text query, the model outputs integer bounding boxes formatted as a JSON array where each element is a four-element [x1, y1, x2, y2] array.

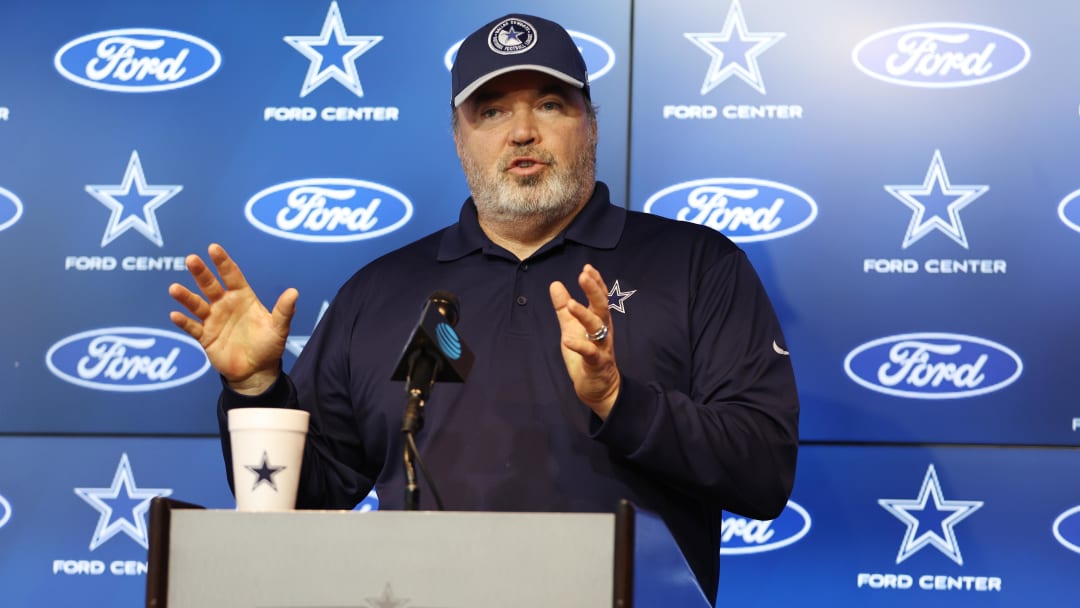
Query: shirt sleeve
[[589, 247, 800, 521], [216, 297, 377, 510]]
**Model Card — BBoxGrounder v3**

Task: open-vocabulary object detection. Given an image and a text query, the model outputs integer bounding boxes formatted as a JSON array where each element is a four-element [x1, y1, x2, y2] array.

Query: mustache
[[499, 147, 556, 171]]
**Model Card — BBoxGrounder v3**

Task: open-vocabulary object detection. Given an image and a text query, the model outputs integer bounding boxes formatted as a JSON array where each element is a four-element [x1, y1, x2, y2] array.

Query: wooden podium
[[145, 497, 712, 608]]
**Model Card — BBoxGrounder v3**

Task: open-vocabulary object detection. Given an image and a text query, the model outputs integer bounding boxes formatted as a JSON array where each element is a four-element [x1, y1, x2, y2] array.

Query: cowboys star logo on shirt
[[606, 280, 636, 314], [488, 18, 537, 54]]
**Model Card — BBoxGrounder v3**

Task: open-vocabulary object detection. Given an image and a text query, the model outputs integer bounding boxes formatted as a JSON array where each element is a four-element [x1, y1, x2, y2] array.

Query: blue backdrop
[[1, 0, 1077, 605]]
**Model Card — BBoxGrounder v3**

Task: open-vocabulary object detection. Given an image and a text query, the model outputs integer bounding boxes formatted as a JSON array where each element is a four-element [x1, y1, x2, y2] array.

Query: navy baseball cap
[[451, 14, 590, 108]]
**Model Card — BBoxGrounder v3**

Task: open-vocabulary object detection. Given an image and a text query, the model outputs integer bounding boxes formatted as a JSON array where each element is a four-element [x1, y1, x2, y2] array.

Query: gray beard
[[461, 135, 597, 226]]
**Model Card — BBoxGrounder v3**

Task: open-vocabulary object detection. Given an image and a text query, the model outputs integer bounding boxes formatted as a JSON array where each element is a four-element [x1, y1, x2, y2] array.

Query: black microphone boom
[[392, 291, 472, 511], [390, 290, 474, 399]]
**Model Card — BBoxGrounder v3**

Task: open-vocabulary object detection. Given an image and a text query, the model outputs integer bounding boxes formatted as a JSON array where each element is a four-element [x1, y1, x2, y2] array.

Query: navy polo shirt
[[219, 182, 800, 604]]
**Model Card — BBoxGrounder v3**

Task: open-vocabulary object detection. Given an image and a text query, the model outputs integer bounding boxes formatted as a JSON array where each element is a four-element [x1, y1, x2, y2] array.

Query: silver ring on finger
[[585, 324, 609, 342]]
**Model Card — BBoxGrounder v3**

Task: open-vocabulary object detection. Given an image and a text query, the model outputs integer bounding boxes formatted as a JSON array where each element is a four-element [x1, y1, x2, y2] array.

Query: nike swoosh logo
[[773, 340, 789, 356]]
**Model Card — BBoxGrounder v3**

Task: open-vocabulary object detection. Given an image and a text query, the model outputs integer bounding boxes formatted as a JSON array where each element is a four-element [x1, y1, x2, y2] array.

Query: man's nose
[[509, 111, 539, 147]]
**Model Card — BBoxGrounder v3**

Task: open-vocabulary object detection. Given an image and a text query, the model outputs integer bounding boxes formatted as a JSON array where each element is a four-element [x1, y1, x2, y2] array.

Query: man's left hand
[[549, 264, 621, 419]]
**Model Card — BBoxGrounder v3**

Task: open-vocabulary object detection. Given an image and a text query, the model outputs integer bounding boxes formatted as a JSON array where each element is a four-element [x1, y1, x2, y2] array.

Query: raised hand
[[167, 243, 298, 395], [549, 264, 621, 419]]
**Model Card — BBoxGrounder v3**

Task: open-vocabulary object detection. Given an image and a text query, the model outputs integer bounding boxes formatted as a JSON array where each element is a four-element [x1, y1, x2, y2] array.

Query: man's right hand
[[167, 243, 298, 395]]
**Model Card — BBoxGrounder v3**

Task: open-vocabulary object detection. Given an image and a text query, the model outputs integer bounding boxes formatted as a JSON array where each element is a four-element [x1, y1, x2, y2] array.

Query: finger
[[549, 280, 575, 324], [565, 297, 613, 349], [168, 310, 203, 341], [186, 253, 226, 302], [562, 331, 602, 360], [168, 282, 211, 319], [271, 288, 300, 336], [579, 264, 610, 318], [208, 243, 252, 292]]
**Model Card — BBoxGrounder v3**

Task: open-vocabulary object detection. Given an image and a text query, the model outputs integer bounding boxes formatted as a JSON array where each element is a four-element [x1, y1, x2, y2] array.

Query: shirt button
[[516, 296, 528, 306], [520, 263, 529, 271]]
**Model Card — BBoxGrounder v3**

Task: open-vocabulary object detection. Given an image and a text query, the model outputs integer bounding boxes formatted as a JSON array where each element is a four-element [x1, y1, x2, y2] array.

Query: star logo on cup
[[244, 450, 287, 491]]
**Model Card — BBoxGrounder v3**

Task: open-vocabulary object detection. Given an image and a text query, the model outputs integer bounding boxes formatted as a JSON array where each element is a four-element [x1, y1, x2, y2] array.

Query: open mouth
[[509, 157, 543, 169]]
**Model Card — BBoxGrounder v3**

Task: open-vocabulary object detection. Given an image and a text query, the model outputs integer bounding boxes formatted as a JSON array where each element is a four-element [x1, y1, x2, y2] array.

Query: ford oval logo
[[852, 23, 1030, 88], [721, 501, 811, 555], [245, 178, 413, 243], [844, 332, 1022, 399], [643, 178, 817, 242], [45, 327, 210, 392], [1053, 505, 1080, 555], [0, 186, 23, 233], [443, 30, 616, 81], [1058, 188, 1080, 234], [55, 28, 221, 92]]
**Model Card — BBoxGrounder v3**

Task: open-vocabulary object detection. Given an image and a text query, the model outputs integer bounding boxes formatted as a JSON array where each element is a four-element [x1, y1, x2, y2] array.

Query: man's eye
[[480, 108, 500, 118], [541, 101, 561, 111]]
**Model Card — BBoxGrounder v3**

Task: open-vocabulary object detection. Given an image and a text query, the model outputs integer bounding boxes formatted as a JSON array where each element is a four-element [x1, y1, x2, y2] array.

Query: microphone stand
[[400, 351, 445, 511], [401, 390, 425, 511]]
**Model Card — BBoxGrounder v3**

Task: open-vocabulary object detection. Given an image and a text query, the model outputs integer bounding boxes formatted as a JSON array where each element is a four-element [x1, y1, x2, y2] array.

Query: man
[[168, 13, 798, 605]]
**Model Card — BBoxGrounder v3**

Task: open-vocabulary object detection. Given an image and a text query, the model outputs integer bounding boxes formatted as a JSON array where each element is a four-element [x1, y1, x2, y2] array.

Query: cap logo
[[488, 18, 537, 55]]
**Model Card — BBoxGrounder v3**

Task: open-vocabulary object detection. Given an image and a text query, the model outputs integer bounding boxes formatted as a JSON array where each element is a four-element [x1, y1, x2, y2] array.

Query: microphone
[[392, 291, 473, 511], [390, 290, 474, 401]]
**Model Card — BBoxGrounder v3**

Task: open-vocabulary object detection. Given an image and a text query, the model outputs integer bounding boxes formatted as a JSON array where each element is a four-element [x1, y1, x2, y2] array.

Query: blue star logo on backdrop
[[607, 280, 637, 314], [684, 0, 785, 95], [885, 150, 989, 250], [245, 450, 287, 491], [286, 300, 330, 357], [74, 453, 173, 550], [285, 1, 382, 98], [878, 464, 983, 565], [85, 150, 182, 248]]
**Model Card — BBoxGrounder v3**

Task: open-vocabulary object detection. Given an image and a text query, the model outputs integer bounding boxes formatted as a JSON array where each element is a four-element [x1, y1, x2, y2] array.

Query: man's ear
[[452, 110, 464, 156]]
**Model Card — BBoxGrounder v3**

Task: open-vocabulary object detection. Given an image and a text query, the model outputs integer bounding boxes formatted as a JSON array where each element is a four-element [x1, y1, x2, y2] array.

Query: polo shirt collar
[[437, 181, 625, 261]]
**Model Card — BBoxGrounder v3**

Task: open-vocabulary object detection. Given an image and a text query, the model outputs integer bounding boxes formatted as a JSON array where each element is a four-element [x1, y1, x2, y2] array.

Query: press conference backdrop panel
[[0, 0, 1077, 606], [2, 438, 1078, 606]]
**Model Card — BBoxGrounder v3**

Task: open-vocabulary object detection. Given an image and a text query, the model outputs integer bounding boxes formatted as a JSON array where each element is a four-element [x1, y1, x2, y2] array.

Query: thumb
[[271, 288, 299, 336]]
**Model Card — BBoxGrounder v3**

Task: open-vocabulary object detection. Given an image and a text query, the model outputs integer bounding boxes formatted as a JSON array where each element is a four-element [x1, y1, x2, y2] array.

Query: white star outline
[[884, 149, 989, 250], [85, 150, 182, 248], [286, 300, 330, 357], [878, 463, 983, 566], [74, 453, 173, 551], [684, 0, 785, 95], [284, 1, 382, 98], [607, 280, 636, 314]]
